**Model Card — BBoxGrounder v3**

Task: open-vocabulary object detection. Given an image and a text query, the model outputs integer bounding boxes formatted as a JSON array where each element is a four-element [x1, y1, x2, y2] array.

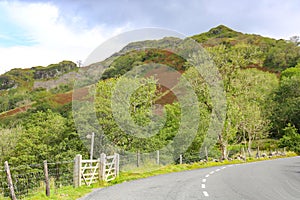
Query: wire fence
[[0, 160, 74, 199], [0, 147, 287, 199], [0, 168, 8, 198], [118, 147, 287, 171]]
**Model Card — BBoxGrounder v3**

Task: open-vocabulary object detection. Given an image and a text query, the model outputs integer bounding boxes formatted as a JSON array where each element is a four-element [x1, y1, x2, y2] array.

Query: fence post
[[136, 151, 140, 167], [43, 160, 50, 197], [179, 154, 183, 164], [100, 153, 106, 181], [156, 150, 160, 165], [73, 154, 82, 187], [114, 153, 120, 177], [4, 161, 16, 200]]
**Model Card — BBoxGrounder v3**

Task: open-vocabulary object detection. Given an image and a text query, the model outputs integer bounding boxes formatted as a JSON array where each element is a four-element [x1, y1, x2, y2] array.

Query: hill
[[0, 25, 299, 170]]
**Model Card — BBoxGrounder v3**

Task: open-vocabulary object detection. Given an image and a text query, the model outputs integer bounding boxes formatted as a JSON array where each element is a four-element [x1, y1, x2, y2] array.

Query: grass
[[1, 152, 297, 200]]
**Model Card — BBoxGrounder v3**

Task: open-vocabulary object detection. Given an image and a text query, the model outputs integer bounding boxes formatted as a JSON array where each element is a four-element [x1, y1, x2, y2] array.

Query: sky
[[1, 0, 300, 75]]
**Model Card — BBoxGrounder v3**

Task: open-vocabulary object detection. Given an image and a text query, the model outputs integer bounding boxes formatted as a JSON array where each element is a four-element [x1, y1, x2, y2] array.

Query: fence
[[1, 148, 286, 199], [0, 160, 74, 199], [117, 147, 287, 170]]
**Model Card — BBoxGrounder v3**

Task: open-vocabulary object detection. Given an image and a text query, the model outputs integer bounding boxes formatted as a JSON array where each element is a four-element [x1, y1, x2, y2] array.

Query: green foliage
[[192, 25, 243, 43], [192, 25, 300, 73], [263, 40, 300, 71], [269, 71, 300, 137], [280, 66, 300, 79], [7, 110, 86, 166], [279, 124, 300, 154], [102, 49, 186, 79], [95, 77, 173, 153]]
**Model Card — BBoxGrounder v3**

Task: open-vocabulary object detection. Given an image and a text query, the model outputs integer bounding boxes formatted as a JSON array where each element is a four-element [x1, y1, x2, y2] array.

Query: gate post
[[114, 153, 120, 177], [100, 153, 106, 181], [73, 154, 82, 187]]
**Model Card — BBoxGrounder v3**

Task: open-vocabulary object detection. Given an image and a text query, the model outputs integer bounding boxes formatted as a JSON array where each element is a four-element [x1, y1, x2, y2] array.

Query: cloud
[[0, 1, 130, 75], [1, 0, 300, 74], [19, 0, 300, 38]]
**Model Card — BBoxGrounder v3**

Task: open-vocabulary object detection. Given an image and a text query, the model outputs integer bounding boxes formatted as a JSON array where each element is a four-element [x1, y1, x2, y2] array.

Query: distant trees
[[264, 40, 300, 71], [279, 123, 300, 154], [269, 66, 300, 137], [289, 36, 300, 46]]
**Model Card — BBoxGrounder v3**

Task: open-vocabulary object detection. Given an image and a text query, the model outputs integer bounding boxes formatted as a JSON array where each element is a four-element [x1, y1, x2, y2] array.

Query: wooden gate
[[100, 153, 120, 182], [73, 153, 119, 187]]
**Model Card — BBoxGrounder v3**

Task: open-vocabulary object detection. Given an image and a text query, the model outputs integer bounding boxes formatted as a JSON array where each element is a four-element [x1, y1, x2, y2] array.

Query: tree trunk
[[219, 134, 228, 160], [247, 136, 252, 157], [220, 142, 228, 160]]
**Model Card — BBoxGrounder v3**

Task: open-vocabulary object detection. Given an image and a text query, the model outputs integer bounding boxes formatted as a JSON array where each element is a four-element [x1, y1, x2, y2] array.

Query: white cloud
[[0, 1, 131, 75]]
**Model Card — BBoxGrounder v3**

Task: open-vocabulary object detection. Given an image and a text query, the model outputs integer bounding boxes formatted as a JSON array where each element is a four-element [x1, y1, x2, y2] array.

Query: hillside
[[0, 60, 78, 114], [0, 25, 299, 170], [192, 25, 300, 72], [0, 60, 78, 91], [0, 25, 299, 120]]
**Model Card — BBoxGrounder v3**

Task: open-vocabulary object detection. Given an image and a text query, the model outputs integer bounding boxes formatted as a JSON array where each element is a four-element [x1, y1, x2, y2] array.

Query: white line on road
[[202, 179, 206, 183], [203, 191, 209, 197], [221, 166, 226, 169], [201, 184, 206, 189], [205, 174, 210, 178], [216, 169, 220, 172], [209, 171, 215, 174]]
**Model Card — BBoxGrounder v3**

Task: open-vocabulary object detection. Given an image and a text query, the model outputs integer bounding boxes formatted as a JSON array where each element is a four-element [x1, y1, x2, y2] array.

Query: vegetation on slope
[[0, 25, 299, 171]]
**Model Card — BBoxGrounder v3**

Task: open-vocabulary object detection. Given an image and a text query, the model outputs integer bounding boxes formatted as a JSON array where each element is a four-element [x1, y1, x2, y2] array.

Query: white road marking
[[222, 166, 226, 169], [216, 169, 220, 172], [201, 184, 206, 189], [202, 179, 206, 183], [205, 174, 210, 178], [203, 191, 209, 197], [209, 171, 215, 174]]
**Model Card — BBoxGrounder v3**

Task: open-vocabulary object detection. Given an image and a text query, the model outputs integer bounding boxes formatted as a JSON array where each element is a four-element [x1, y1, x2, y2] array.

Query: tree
[[264, 40, 300, 71], [0, 126, 23, 164], [290, 36, 300, 46], [279, 123, 300, 154], [95, 77, 167, 153], [270, 69, 300, 137], [232, 69, 278, 155], [9, 110, 85, 165]]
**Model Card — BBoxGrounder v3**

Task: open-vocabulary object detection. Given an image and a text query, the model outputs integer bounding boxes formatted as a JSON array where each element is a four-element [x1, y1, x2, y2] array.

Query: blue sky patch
[[0, 7, 37, 47]]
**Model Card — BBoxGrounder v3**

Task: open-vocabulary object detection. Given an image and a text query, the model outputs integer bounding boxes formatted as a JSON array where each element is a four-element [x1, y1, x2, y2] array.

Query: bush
[[279, 123, 300, 154]]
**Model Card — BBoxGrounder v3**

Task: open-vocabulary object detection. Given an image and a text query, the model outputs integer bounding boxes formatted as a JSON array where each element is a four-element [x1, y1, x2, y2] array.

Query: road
[[80, 157, 300, 200]]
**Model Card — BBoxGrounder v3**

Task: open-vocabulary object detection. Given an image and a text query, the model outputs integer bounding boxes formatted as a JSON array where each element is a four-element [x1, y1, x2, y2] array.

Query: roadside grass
[[1, 152, 297, 200]]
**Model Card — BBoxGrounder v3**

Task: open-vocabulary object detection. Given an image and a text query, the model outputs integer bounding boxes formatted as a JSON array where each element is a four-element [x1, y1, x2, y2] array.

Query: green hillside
[[0, 60, 78, 114], [192, 25, 300, 72], [0, 25, 299, 172]]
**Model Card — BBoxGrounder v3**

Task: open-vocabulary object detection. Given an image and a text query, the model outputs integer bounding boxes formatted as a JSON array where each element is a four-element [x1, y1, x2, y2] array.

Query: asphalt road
[[80, 157, 300, 200]]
